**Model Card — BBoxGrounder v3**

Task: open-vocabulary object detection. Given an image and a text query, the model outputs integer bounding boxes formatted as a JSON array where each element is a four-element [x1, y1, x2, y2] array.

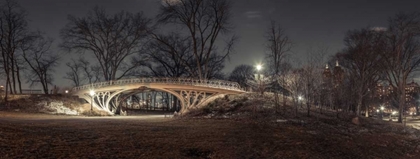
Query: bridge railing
[[72, 78, 243, 92]]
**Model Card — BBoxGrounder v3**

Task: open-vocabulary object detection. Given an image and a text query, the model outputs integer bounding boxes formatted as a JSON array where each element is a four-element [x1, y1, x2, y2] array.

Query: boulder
[[352, 117, 360, 125]]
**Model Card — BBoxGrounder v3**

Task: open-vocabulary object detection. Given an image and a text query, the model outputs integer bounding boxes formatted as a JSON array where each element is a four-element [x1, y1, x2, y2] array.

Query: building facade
[[375, 80, 420, 114]]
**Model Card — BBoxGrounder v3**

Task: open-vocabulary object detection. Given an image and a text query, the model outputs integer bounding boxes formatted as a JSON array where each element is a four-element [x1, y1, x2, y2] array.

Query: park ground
[[1, 112, 420, 158], [2, 94, 420, 158]]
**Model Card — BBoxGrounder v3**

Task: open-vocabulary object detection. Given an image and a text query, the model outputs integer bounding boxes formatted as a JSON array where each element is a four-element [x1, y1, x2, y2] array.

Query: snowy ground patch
[[37, 101, 79, 115]]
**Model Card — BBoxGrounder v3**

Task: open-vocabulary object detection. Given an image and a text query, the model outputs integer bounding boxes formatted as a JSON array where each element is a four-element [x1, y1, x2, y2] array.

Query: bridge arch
[[72, 78, 245, 115], [107, 87, 185, 113]]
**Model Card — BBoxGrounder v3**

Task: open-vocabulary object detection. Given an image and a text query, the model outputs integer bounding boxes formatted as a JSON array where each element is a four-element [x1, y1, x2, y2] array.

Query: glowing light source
[[89, 90, 95, 113], [89, 90, 95, 96], [256, 64, 262, 71]]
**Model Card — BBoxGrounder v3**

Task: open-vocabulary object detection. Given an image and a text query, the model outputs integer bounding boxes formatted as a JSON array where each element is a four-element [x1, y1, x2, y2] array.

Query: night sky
[[16, 0, 420, 88]]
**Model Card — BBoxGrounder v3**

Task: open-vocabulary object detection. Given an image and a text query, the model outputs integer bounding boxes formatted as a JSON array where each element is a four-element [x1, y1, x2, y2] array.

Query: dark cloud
[[244, 11, 262, 19]]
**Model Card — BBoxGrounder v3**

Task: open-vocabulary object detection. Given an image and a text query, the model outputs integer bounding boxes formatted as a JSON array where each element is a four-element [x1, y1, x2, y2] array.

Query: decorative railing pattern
[[72, 78, 243, 92]]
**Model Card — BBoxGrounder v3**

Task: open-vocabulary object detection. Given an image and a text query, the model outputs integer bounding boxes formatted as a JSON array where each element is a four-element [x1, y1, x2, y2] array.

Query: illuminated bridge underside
[[72, 78, 245, 115]]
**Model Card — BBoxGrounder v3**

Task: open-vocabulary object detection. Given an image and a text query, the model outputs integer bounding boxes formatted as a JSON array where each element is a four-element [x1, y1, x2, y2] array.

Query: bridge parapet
[[72, 77, 243, 92]]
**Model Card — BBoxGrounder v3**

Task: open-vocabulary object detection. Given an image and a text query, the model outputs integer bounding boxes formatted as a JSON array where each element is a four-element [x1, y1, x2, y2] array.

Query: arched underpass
[[117, 88, 182, 116]]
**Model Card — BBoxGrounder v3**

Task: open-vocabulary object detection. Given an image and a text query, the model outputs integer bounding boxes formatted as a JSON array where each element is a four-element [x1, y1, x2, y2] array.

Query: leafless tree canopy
[[228, 64, 254, 89], [20, 33, 59, 94], [341, 28, 386, 115], [381, 12, 420, 122], [60, 7, 152, 81], [64, 59, 83, 87], [141, 33, 193, 77], [0, 0, 28, 97], [156, 0, 235, 80], [64, 57, 101, 87], [265, 20, 292, 77]]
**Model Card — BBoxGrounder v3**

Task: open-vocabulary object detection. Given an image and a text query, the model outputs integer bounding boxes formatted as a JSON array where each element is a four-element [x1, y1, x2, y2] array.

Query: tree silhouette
[[61, 7, 151, 81], [228, 64, 254, 90], [156, 0, 235, 80]]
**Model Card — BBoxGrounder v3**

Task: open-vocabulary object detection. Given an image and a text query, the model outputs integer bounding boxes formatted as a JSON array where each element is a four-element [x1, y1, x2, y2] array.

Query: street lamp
[[298, 96, 303, 108], [89, 90, 95, 113], [256, 64, 262, 72], [255, 64, 263, 95], [380, 105, 384, 119]]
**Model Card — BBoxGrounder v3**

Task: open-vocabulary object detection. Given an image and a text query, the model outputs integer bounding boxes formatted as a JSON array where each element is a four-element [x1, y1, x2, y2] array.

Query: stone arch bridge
[[72, 78, 245, 115]]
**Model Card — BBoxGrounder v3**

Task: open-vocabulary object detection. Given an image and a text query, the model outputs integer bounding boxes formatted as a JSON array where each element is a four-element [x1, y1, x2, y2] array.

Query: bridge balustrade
[[72, 77, 242, 92]]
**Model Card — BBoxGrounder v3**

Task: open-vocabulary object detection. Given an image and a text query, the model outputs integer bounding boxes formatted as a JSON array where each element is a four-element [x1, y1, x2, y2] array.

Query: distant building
[[406, 80, 420, 109], [375, 80, 420, 113], [321, 61, 344, 108], [375, 82, 393, 108], [322, 60, 344, 89], [332, 61, 344, 88]]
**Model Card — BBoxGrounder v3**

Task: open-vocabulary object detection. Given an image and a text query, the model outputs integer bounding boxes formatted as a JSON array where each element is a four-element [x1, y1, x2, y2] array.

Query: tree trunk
[[7, 78, 12, 95], [294, 97, 298, 117], [4, 76, 9, 103], [41, 81, 49, 94], [283, 76, 286, 108], [16, 62, 22, 94], [10, 57, 16, 94], [356, 94, 363, 116], [274, 92, 279, 113], [319, 94, 323, 114], [365, 104, 369, 117], [307, 102, 310, 117], [2, 52, 10, 102], [398, 79, 406, 123]]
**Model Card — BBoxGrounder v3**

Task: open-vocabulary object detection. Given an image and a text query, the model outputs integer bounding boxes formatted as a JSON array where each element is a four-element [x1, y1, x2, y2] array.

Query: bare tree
[[156, 0, 235, 80], [141, 33, 192, 77], [247, 70, 271, 96], [20, 33, 59, 94], [301, 46, 328, 117], [64, 58, 83, 87], [228, 64, 254, 90], [340, 28, 386, 116], [265, 21, 292, 77], [264, 20, 292, 112], [0, 0, 28, 99], [283, 68, 304, 116], [60, 7, 151, 81], [65, 56, 103, 86], [381, 12, 420, 122], [79, 58, 102, 84]]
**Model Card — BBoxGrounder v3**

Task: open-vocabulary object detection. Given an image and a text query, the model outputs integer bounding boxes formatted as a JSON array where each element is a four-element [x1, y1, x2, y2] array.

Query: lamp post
[[298, 96, 303, 108], [89, 90, 95, 114], [380, 105, 384, 120], [256, 64, 263, 95]]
